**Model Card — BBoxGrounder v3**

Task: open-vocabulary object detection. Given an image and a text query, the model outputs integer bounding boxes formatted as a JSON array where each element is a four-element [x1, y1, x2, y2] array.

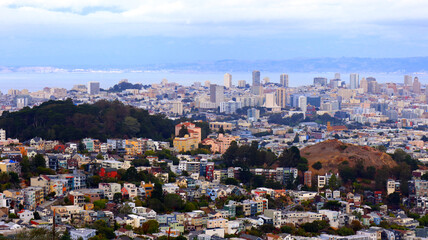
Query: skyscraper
[[413, 77, 421, 93], [210, 84, 224, 106], [349, 73, 359, 89], [276, 88, 287, 108], [88, 81, 100, 95], [172, 101, 183, 115], [313, 77, 328, 86], [404, 75, 413, 87], [224, 73, 232, 88], [360, 77, 368, 93], [334, 73, 341, 79], [252, 70, 261, 86], [238, 80, 246, 88], [280, 74, 289, 87], [298, 95, 307, 112]]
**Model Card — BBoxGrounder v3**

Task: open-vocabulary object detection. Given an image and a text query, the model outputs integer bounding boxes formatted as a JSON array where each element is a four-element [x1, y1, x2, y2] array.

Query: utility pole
[[52, 209, 56, 240]]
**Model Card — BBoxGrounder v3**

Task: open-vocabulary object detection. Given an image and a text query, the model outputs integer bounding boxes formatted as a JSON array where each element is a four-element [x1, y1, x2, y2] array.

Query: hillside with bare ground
[[301, 139, 397, 175]]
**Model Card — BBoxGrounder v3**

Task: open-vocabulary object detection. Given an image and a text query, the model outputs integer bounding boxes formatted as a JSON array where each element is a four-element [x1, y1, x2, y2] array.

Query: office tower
[[330, 79, 341, 88], [298, 95, 307, 112], [366, 77, 378, 94], [413, 77, 421, 93], [16, 95, 30, 108], [172, 101, 183, 115], [252, 70, 261, 86], [360, 78, 368, 93], [276, 88, 287, 108], [220, 101, 242, 114], [224, 73, 232, 88], [368, 81, 378, 94], [263, 77, 270, 84], [88, 81, 100, 95], [193, 82, 201, 88], [349, 73, 359, 89], [0, 129, 5, 141], [313, 77, 328, 86], [161, 78, 168, 85], [264, 93, 277, 108], [247, 108, 260, 122], [404, 75, 413, 87], [210, 84, 224, 106], [307, 96, 321, 108], [204, 80, 211, 88], [334, 73, 341, 79], [280, 74, 289, 87], [251, 86, 263, 95], [238, 80, 246, 88], [73, 84, 87, 92]]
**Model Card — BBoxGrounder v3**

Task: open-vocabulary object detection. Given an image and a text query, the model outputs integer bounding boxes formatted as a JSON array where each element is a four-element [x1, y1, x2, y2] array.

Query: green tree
[[337, 227, 355, 236], [33, 154, 46, 169], [113, 193, 122, 203], [164, 194, 185, 211], [123, 116, 141, 136], [141, 220, 159, 234], [60, 229, 72, 240], [94, 199, 106, 210], [178, 125, 189, 137], [312, 161, 322, 170]]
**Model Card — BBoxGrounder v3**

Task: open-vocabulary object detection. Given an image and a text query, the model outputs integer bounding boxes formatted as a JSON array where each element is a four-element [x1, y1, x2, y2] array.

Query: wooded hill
[[0, 99, 174, 142]]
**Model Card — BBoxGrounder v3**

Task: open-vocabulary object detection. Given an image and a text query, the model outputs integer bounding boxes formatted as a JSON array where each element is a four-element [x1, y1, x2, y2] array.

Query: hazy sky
[[1, 0, 428, 66]]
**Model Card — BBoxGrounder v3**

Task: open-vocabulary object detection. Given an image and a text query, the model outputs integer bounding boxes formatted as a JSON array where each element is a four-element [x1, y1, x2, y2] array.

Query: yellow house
[[125, 139, 143, 155], [173, 135, 198, 152]]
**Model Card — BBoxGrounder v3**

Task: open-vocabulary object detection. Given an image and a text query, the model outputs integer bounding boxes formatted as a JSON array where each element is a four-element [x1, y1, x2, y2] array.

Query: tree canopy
[[0, 99, 174, 141]]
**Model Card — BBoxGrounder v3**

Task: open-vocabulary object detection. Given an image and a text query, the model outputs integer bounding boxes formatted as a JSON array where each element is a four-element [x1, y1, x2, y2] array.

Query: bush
[[312, 161, 322, 170]]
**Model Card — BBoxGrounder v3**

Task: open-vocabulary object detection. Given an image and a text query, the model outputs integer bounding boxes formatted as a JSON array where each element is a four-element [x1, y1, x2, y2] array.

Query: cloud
[[0, 0, 428, 40]]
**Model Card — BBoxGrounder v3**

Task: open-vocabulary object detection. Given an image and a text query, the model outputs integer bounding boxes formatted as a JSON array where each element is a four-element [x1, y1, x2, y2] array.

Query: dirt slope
[[301, 139, 397, 175]]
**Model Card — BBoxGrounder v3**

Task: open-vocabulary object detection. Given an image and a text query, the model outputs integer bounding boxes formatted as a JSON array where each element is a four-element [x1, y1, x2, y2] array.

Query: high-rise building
[[298, 95, 307, 112], [224, 73, 232, 88], [220, 101, 241, 114], [413, 77, 421, 93], [334, 73, 341, 79], [247, 108, 260, 122], [367, 77, 378, 94], [264, 93, 278, 108], [252, 70, 261, 86], [360, 78, 368, 93], [204, 81, 211, 88], [210, 84, 224, 106], [263, 77, 270, 84], [238, 80, 246, 88], [171, 101, 183, 115], [16, 95, 30, 109], [276, 88, 287, 108], [0, 129, 5, 141], [404, 75, 413, 87], [314, 77, 328, 86], [280, 74, 289, 87], [304, 171, 312, 187], [88, 81, 100, 95], [330, 79, 341, 88], [349, 73, 359, 89], [307, 96, 321, 108]]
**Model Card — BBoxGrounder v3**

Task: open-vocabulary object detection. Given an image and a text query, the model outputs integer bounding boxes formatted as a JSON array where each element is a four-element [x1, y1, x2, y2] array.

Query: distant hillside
[[107, 81, 149, 93], [0, 99, 174, 142], [301, 139, 397, 175]]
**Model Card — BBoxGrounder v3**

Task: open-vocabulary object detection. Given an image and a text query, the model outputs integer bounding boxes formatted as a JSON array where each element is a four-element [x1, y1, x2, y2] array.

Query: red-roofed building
[[175, 122, 202, 143]]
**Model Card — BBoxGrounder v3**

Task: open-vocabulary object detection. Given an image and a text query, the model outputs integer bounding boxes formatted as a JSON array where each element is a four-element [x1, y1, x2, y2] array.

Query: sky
[[1, 0, 428, 66]]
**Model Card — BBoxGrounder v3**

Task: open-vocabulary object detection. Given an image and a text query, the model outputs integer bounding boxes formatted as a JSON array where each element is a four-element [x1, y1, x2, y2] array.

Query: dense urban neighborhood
[[0, 73, 427, 240]]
